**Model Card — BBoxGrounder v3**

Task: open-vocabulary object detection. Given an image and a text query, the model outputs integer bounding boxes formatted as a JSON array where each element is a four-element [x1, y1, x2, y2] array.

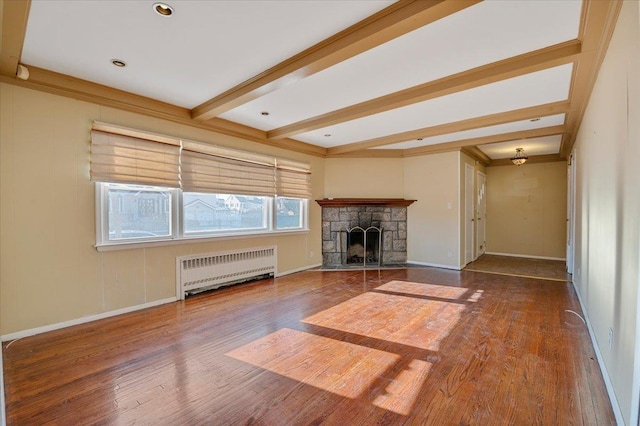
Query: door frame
[[567, 152, 576, 274], [476, 171, 487, 259], [464, 163, 475, 266]]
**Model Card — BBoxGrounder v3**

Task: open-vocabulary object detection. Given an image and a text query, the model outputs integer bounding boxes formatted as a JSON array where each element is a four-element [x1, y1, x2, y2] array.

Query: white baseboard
[[1, 297, 177, 342], [485, 252, 566, 261], [276, 263, 322, 277], [571, 281, 624, 424], [407, 260, 462, 271]]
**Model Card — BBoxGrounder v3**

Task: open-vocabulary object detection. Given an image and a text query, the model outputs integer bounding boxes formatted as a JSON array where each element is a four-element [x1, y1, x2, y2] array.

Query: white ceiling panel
[[374, 114, 566, 150], [479, 135, 563, 159], [297, 64, 573, 147], [21, 0, 394, 108], [220, 0, 581, 130]]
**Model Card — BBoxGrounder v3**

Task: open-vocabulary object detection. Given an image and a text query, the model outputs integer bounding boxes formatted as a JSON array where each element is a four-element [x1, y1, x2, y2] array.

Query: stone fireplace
[[316, 198, 416, 268]]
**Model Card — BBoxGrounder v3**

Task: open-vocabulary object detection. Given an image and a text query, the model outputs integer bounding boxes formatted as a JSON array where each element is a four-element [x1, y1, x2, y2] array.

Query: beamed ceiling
[[0, 0, 622, 164]]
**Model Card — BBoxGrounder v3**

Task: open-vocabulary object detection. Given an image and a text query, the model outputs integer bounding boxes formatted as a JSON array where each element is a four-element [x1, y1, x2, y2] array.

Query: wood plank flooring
[[3, 268, 614, 425], [463, 254, 571, 282]]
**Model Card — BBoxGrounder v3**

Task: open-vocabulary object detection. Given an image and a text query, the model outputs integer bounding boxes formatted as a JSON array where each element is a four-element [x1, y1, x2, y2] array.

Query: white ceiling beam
[[191, 0, 481, 121]]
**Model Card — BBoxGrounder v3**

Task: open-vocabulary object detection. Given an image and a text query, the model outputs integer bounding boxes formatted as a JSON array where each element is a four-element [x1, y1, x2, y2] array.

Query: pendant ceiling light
[[511, 148, 528, 166]]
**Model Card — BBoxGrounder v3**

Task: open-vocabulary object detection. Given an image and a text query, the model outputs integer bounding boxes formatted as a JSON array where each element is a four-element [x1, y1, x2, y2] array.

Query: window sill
[[95, 229, 310, 252]]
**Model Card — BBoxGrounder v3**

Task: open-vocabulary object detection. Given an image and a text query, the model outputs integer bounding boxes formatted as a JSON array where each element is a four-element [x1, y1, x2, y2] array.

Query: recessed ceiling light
[[153, 2, 174, 17], [261, 112, 269, 116], [324, 134, 331, 137], [530, 117, 541, 122], [111, 59, 127, 67]]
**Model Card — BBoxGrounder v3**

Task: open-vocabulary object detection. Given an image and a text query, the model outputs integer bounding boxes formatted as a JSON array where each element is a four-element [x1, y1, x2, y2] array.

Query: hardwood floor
[[463, 254, 571, 282], [3, 268, 614, 425]]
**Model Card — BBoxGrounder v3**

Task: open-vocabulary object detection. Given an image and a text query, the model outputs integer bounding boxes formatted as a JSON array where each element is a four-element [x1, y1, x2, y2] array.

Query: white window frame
[[95, 183, 309, 250], [275, 196, 308, 231], [96, 183, 180, 246], [181, 193, 271, 238]]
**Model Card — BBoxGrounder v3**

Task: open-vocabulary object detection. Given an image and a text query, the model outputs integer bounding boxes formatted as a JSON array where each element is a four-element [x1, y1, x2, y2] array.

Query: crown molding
[[489, 154, 567, 167], [0, 66, 328, 158], [560, 0, 623, 157]]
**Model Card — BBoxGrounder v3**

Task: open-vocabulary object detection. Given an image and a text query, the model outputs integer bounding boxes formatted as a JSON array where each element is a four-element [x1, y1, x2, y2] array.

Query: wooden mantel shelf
[[315, 198, 416, 207]]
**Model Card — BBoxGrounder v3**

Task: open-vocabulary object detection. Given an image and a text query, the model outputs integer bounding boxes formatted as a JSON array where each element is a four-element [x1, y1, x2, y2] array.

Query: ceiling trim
[[461, 146, 491, 166], [325, 149, 405, 159], [325, 125, 566, 160], [402, 125, 566, 157], [0, 66, 328, 157], [327, 100, 571, 155], [0, 0, 31, 77], [489, 154, 566, 167], [560, 0, 623, 157], [267, 39, 581, 140], [190, 0, 481, 121]]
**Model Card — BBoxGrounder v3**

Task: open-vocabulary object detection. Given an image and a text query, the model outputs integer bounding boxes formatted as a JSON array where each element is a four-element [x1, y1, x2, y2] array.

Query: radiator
[[176, 246, 277, 299]]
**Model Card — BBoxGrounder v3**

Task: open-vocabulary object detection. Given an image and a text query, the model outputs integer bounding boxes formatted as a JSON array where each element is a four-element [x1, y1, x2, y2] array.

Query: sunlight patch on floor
[[226, 327, 433, 415], [371, 358, 432, 415], [225, 280, 475, 416], [226, 328, 399, 398], [302, 291, 465, 351], [375, 280, 469, 300]]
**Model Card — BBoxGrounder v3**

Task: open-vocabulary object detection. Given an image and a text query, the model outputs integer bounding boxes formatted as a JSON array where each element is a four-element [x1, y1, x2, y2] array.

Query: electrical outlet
[[310, 251, 314, 258], [608, 328, 613, 349], [447, 203, 452, 210], [447, 251, 453, 258]]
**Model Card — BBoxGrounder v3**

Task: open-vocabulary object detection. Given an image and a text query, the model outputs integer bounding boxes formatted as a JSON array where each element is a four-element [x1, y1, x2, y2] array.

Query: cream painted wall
[[485, 161, 567, 259], [572, 1, 640, 423], [404, 152, 460, 269], [323, 154, 460, 269], [324, 157, 404, 198], [0, 84, 324, 336]]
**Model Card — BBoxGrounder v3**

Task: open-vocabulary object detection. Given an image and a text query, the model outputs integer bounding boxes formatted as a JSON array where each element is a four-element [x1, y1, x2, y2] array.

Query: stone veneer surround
[[317, 199, 415, 267]]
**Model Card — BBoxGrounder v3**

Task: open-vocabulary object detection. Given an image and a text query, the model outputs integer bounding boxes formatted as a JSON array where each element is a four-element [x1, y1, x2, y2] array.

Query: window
[[183, 193, 268, 234], [276, 197, 304, 230], [101, 184, 175, 242], [96, 184, 308, 246], [91, 121, 311, 247]]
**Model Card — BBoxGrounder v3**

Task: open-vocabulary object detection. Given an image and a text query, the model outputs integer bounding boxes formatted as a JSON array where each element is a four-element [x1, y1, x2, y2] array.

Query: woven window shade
[[90, 129, 181, 188], [276, 159, 312, 199], [89, 122, 312, 198], [181, 141, 276, 196]]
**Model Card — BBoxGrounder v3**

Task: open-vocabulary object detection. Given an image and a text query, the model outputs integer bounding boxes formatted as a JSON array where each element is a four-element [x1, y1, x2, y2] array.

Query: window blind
[[181, 140, 276, 196], [90, 122, 312, 198], [276, 158, 312, 199], [90, 123, 181, 188]]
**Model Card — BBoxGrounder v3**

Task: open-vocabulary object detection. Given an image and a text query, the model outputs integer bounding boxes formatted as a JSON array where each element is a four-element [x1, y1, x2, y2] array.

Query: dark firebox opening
[[343, 227, 381, 266]]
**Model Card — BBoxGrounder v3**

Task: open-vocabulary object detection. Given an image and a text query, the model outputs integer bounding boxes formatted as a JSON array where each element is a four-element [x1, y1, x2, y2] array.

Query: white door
[[477, 171, 487, 258], [465, 164, 475, 265]]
